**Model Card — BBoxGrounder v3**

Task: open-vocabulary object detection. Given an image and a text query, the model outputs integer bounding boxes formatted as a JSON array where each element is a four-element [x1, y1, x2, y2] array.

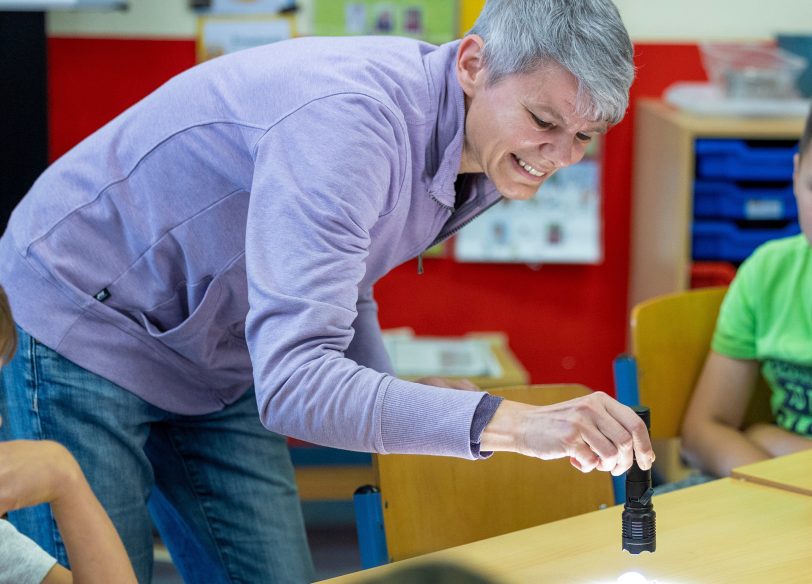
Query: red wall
[[48, 38, 197, 161], [47, 38, 707, 395]]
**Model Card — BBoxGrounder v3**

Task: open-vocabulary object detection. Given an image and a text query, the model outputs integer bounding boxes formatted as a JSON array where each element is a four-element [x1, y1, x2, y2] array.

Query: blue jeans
[[0, 326, 314, 583]]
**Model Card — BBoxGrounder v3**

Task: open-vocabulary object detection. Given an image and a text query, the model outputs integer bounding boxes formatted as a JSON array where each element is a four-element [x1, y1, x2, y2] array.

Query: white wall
[[615, 0, 812, 42], [48, 0, 812, 40], [47, 0, 196, 37]]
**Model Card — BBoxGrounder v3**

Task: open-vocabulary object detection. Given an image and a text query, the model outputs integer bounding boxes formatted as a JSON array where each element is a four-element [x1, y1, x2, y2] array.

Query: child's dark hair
[[801, 103, 812, 160], [0, 285, 16, 366]]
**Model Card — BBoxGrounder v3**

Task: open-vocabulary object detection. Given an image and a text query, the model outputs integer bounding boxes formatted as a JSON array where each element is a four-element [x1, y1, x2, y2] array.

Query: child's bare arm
[[0, 440, 136, 584]]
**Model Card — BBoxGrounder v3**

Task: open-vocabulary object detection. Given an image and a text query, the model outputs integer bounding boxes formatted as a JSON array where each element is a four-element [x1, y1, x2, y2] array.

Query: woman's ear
[[456, 34, 486, 97]]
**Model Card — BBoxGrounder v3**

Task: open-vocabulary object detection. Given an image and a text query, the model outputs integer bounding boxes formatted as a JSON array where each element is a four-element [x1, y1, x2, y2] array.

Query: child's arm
[[745, 423, 812, 458], [681, 351, 770, 477], [0, 440, 137, 584]]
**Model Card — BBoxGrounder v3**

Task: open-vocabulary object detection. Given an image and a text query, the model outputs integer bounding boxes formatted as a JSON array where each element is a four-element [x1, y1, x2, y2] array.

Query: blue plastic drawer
[[695, 139, 796, 180], [694, 181, 797, 220], [692, 220, 801, 261]]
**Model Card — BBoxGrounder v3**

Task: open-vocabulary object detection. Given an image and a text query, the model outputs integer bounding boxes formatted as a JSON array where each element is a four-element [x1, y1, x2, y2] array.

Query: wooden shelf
[[628, 99, 806, 312]]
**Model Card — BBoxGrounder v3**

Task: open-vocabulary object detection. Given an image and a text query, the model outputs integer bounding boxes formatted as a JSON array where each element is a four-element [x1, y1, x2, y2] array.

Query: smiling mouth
[[512, 154, 546, 178]]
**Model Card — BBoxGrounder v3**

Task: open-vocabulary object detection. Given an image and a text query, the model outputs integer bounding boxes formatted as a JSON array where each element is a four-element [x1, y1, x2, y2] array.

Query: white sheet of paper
[[383, 334, 503, 378]]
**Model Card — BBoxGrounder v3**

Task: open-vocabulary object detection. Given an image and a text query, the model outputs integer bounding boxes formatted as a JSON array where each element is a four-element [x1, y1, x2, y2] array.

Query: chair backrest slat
[[630, 286, 728, 440]]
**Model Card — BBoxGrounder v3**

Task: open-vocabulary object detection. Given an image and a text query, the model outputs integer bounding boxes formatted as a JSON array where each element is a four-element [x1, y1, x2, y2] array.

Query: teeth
[[516, 156, 545, 177]]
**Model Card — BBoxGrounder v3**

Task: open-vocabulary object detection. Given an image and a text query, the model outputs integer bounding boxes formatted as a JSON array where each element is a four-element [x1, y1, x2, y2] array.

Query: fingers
[[521, 393, 655, 475], [569, 444, 599, 473], [578, 399, 653, 475], [415, 377, 480, 391], [593, 414, 635, 475], [603, 399, 656, 471], [578, 424, 617, 472]]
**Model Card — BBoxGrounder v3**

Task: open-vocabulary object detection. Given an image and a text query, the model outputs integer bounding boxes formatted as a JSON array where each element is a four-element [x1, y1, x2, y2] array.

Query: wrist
[[480, 400, 532, 453]]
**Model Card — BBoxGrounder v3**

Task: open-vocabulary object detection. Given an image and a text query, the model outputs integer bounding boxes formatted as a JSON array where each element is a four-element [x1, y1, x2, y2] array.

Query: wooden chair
[[356, 384, 615, 566], [615, 286, 772, 482]]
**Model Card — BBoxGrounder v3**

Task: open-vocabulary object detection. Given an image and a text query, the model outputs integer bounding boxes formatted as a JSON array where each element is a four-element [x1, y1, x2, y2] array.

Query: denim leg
[[1, 327, 314, 583], [0, 327, 160, 583], [146, 389, 314, 584]]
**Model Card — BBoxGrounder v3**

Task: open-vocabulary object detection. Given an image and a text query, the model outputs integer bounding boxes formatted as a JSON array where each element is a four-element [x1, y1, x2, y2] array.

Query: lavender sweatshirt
[[0, 36, 503, 458]]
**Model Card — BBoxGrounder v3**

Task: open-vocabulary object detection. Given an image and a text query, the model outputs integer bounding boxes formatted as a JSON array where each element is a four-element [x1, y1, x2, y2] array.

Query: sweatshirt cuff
[[470, 393, 503, 459], [379, 377, 489, 458]]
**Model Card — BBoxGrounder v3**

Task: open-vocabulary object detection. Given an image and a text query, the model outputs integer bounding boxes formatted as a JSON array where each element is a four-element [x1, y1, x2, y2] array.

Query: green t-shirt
[[712, 234, 812, 437]]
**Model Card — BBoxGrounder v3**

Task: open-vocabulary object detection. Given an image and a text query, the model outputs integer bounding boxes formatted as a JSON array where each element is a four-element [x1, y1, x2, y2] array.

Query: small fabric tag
[[94, 288, 111, 302]]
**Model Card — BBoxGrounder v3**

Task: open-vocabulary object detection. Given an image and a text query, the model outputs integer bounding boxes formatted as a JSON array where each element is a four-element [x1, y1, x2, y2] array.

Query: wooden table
[[321, 478, 812, 583], [732, 449, 812, 497]]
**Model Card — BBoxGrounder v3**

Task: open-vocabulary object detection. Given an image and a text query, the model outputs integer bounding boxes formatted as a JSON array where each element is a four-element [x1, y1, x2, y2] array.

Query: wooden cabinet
[[628, 99, 806, 310]]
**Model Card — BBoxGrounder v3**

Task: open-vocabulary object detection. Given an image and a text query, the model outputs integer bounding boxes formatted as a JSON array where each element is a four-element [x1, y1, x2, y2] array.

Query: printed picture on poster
[[454, 143, 603, 264]]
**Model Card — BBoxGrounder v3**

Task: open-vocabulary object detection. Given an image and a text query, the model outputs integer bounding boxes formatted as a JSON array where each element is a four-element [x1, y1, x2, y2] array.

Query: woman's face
[[456, 36, 607, 201]]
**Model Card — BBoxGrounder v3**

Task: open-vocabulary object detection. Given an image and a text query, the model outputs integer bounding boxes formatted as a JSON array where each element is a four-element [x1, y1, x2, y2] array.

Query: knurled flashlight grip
[[621, 405, 656, 554]]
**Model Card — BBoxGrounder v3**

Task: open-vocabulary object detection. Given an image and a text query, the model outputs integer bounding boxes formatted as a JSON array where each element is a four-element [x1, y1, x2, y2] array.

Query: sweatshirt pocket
[[108, 259, 249, 369], [137, 276, 222, 364]]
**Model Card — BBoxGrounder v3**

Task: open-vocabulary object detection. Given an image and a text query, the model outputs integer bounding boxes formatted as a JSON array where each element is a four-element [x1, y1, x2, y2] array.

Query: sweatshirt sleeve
[[344, 286, 394, 375], [244, 93, 486, 458], [712, 250, 759, 360]]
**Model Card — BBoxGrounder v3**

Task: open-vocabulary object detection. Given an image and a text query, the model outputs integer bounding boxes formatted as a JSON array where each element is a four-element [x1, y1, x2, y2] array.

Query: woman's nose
[[540, 136, 577, 168]]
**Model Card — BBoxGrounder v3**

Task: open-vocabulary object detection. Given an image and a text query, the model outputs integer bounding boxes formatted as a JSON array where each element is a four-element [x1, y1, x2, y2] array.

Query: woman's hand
[[481, 391, 655, 475]]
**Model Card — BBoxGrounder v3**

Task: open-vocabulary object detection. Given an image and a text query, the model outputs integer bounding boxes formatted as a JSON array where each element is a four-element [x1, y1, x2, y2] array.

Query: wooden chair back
[[630, 286, 771, 441], [375, 384, 615, 562]]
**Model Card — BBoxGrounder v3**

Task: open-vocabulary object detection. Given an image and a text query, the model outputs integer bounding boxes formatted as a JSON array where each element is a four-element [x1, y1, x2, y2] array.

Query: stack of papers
[[382, 333, 503, 378]]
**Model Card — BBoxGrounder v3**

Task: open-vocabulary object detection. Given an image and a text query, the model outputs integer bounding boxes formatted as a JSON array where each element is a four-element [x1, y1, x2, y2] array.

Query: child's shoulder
[[748, 234, 810, 267], [738, 234, 811, 294]]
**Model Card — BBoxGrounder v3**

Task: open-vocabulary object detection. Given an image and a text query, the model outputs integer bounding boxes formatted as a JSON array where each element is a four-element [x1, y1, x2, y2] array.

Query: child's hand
[[0, 439, 82, 515]]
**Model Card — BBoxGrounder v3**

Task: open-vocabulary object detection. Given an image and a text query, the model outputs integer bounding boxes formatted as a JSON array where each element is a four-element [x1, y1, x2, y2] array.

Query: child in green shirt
[[682, 105, 812, 477]]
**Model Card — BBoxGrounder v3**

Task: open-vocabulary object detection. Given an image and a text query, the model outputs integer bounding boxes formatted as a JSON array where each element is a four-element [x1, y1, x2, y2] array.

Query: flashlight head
[[622, 405, 656, 554]]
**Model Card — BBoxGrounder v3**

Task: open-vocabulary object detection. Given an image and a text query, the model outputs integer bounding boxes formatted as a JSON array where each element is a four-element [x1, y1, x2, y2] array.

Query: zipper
[[430, 195, 503, 247], [415, 195, 503, 274]]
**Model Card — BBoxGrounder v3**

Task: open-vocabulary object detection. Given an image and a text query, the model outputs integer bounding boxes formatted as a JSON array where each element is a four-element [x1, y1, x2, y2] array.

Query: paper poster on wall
[[454, 145, 603, 264], [197, 14, 294, 61], [312, 0, 456, 45]]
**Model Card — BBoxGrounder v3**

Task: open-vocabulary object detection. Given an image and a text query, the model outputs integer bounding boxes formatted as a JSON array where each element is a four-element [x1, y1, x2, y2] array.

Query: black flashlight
[[622, 405, 656, 554]]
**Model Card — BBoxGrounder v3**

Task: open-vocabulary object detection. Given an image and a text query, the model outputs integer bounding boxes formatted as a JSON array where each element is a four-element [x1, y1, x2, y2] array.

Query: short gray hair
[[470, 0, 635, 124]]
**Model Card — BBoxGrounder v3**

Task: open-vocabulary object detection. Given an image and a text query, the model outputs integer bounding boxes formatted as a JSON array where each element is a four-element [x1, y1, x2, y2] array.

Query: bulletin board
[[311, 0, 457, 45], [196, 13, 295, 61]]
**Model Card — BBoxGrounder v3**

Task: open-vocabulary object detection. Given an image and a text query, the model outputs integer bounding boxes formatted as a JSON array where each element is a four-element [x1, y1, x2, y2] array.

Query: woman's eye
[[531, 114, 553, 129]]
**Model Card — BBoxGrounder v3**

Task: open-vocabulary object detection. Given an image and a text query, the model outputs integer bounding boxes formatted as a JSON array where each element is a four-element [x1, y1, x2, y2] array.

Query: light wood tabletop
[[731, 449, 812, 497], [321, 478, 812, 584]]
